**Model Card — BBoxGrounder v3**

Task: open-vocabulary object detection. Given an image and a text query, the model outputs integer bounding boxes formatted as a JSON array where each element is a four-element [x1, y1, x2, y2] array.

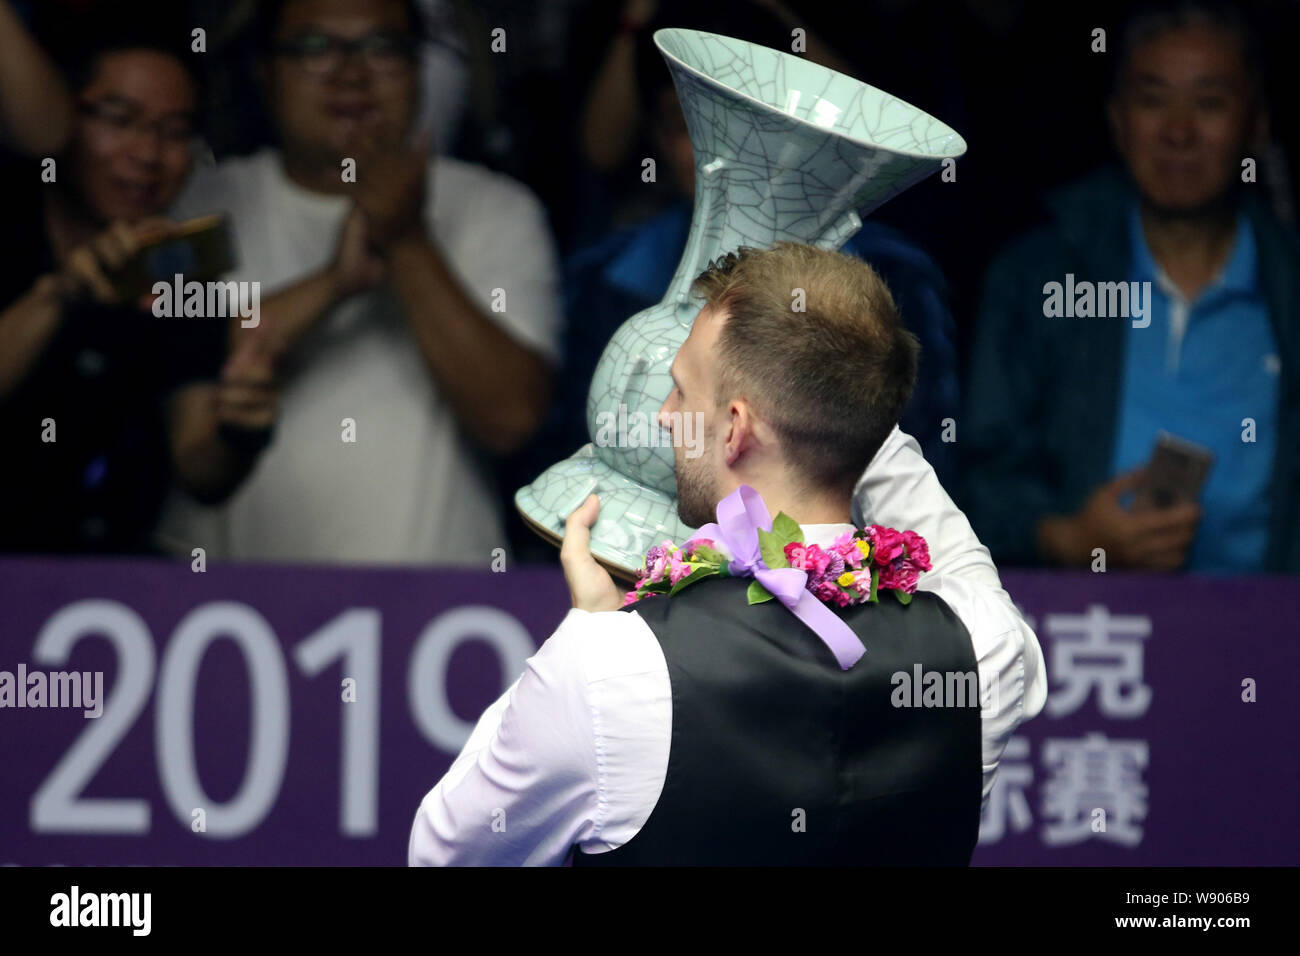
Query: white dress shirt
[[409, 427, 1048, 865]]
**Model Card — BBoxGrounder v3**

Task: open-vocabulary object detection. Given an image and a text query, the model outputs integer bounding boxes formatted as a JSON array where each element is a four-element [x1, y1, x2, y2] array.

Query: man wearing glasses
[[159, 0, 562, 565]]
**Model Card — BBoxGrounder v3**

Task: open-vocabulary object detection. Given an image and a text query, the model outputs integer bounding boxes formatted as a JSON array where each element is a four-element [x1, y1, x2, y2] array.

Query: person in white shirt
[[410, 241, 1047, 866], [157, 0, 561, 564]]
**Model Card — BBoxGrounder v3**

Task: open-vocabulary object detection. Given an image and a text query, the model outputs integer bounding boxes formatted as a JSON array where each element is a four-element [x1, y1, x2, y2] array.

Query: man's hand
[[1039, 468, 1201, 570], [328, 205, 387, 298], [352, 125, 430, 247], [54, 218, 173, 305], [166, 323, 280, 504], [215, 327, 278, 432], [560, 494, 626, 612]]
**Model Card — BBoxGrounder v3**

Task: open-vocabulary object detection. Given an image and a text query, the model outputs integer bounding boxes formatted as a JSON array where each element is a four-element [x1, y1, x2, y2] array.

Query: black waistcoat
[[571, 575, 983, 866]]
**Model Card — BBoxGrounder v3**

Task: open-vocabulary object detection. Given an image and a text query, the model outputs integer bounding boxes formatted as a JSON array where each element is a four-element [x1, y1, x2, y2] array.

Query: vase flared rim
[[652, 27, 967, 161]]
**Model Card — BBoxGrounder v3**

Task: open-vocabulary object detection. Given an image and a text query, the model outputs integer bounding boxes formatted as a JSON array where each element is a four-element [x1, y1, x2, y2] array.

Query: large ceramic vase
[[516, 27, 966, 576]]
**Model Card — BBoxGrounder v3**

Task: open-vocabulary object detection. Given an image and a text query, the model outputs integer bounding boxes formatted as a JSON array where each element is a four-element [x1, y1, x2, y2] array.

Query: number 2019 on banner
[[26, 600, 535, 838]]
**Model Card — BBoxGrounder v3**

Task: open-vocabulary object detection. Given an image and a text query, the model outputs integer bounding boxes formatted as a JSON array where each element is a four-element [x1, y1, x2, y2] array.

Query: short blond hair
[[690, 241, 919, 496]]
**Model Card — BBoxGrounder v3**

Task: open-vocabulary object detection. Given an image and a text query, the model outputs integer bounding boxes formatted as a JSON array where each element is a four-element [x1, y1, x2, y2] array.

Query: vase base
[[514, 443, 696, 578]]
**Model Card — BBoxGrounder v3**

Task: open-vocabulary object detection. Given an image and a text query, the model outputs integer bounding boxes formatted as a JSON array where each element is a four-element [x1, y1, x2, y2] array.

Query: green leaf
[[747, 579, 776, 604], [869, 567, 879, 603], [757, 528, 791, 569], [771, 512, 802, 547], [688, 544, 727, 567], [893, 588, 913, 606], [669, 565, 718, 596]]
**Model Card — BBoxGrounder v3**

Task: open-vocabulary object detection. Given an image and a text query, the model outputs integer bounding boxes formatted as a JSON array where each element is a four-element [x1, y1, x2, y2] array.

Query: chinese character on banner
[[1045, 605, 1153, 718], [978, 735, 1034, 844], [1040, 733, 1149, 846]]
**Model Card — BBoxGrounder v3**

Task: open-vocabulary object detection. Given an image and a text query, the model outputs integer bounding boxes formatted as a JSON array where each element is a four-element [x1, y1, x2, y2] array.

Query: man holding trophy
[[410, 26, 1046, 866], [409, 242, 1046, 866]]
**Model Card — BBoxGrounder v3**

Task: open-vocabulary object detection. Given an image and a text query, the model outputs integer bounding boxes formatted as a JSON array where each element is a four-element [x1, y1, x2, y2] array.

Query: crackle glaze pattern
[[515, 28, 965, 573]]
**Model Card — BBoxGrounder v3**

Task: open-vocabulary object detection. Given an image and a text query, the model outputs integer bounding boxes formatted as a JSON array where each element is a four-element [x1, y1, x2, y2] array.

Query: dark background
[[17, 0, 1299, 414]]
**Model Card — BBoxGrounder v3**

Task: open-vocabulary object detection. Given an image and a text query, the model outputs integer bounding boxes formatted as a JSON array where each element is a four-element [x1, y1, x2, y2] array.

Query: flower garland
[[622, 511, 932, 609]]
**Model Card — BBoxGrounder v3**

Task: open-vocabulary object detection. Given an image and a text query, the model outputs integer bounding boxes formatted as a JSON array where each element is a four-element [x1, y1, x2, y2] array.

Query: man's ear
[[721, 400, 751, 468]]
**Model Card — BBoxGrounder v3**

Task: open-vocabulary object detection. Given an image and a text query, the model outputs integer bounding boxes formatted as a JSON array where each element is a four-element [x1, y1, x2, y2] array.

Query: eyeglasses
[[273, 32, 418, 75], [78, 99, 195, 146]]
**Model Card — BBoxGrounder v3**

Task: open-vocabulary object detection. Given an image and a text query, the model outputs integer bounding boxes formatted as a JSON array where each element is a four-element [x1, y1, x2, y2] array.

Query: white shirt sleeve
[[919, 572, 1042, 810], [407, 607, 671, 866], [853, 426, 1048, 806], [854, 425, 1006, 593], [408, 609, 600, 866]]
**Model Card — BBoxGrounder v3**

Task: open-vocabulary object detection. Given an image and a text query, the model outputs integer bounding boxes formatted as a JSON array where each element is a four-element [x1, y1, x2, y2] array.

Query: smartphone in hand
[[110, 213, 236, 300], [1133, 431, 1215, 510]]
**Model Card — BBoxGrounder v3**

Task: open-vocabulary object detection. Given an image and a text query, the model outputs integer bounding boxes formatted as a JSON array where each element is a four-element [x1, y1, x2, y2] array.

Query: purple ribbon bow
[[688, 485, 866, 670]]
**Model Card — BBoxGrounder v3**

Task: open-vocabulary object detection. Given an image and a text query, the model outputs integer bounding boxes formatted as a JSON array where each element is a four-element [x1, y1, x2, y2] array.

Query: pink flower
[[837, 540, 864, 570], [784, 542, 808, 568], [685, 537, 716, 559], [803, 544, 833, 577], [667, 550, 693, 585], [871, 526, 905, 566], [644, 540, 676, 583], [879, 564, 920, 594], [806, 551, 845, 589], [812, 580, 835, 600], [902, 530, 931, 571], [832, 530, 857, 551], [621, 590, 641, 607]]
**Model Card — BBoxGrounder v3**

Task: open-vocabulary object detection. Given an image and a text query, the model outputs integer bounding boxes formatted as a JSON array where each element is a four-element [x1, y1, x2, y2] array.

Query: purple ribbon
[[688, 485, 866, 670]]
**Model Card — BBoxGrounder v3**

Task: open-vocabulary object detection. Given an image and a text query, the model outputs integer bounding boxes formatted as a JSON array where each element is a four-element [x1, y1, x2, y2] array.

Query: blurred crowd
[[0, 0, 1296, 574]]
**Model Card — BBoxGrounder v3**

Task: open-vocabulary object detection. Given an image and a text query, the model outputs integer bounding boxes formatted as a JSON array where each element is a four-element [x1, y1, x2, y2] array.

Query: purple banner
[[1, 557, 1295, 865], [973, 571, 1299, 865]]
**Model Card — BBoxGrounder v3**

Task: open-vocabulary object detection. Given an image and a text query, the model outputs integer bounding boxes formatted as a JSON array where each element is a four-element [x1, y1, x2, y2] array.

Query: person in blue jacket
[[961, 0, 1300, 573]]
